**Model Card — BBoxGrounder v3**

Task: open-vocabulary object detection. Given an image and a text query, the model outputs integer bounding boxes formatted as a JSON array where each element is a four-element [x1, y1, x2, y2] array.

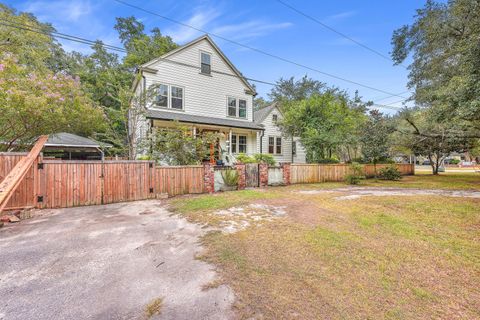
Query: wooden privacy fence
[[290, 163, 414, 184], [0, 154, 205, 210]]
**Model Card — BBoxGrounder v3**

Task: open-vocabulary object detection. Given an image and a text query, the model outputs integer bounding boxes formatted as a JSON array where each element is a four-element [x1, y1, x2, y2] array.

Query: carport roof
[[45, 133, 111, 148], [146, 109, 264, 130]]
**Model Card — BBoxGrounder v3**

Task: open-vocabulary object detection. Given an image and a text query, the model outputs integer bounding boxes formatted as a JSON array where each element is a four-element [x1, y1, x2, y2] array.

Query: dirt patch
[[214, 203, 287, 233], [295, 187, 480, 200]]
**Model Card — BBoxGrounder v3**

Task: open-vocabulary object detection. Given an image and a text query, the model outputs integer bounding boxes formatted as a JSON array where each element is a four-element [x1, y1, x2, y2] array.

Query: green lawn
[[170, 174, 480, 319]]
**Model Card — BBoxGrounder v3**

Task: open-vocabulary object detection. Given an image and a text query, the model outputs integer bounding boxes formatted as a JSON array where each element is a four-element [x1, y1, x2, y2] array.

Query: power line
[[274, 0, 408, 69], [111, 0, 409, 100], [2, 18, 407, 112]]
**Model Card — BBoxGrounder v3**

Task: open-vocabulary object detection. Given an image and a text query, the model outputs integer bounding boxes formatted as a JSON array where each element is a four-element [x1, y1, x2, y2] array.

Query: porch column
[[228, 129, 233, 155]]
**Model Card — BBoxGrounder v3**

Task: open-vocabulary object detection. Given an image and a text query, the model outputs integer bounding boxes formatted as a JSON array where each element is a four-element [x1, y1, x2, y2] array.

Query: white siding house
[[130, 34, 306, 165], [254, 104, 307, 164]]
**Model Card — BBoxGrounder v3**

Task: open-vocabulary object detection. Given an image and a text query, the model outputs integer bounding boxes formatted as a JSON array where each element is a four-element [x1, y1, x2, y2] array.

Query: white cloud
[[23, 0, 92, 22], [165, 6, 292, 44], [165, 8, 222, 43], [323, 10, 357, 24]]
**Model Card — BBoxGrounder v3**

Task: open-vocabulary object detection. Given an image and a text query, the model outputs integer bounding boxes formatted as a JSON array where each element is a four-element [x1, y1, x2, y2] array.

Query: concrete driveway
[[0, 200, 233, 320]]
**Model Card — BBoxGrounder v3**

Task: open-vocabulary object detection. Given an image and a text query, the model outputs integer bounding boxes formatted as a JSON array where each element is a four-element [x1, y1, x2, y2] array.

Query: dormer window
[[200, 52, 211, 74]]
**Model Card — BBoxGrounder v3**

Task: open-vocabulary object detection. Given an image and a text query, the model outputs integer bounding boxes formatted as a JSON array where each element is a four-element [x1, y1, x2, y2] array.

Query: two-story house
[[131, 34, 306, 164]]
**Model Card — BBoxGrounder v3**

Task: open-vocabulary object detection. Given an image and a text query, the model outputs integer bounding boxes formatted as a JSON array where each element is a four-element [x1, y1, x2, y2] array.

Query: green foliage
[[235, 153, 276, 166], [268, 75, 327, 103], [345, 162, 365, 185], [148, 123, 221, 165], [235, 154, 256, 164], [114, 16, 177, 68], [280, 92, 367, 163], [361, 110, 393, 164], [137, 154, 152, 160], [314, 158, 340, 164], [0, 54, 105, 151], [253, 154, 276, 166], [449, 159, 461, 165], [378, 165, 402, 181], [392, 109, 474, 174], [0, 4, 66, 73], [391, 0, 480, 128], [221, 169, 239, 187]]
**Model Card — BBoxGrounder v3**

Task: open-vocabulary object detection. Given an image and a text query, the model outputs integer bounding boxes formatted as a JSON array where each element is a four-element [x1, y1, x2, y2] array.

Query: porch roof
[[146, 109, 264, 130]]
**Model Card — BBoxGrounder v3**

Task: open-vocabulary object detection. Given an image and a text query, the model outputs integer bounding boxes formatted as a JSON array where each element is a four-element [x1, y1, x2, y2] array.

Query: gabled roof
[[146, 109, 264, 130], [140, 34, 256, 94], [45, 133, 111, 148], [254, 103, 281, 124]]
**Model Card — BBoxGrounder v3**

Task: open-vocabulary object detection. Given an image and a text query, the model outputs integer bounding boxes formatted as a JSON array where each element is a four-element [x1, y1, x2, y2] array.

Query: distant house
[[43, 133, 111, 160], [130, 34, 306, 164], [254, 104, 306, 163]]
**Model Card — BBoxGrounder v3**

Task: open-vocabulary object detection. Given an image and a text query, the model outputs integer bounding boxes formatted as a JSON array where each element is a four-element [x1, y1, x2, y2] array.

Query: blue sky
[[4, 0, 425, 111]]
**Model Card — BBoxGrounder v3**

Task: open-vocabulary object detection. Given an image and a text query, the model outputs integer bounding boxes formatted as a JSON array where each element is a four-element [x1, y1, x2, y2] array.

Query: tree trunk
[[428, 154, 438, 175]]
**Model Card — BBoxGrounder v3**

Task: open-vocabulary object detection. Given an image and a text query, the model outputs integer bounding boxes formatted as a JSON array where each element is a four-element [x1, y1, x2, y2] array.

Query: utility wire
[[1, 18, 409, 111], [111, 0, 409, 100], [274, 0, 408, 69]]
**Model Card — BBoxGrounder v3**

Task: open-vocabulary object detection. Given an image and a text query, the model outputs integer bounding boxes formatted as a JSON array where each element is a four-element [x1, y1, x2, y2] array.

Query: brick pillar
[[203, 163, 215, 193], [281, 162, 291, 185], [259, 163, 269, 188], [235, 163, 246, 190]]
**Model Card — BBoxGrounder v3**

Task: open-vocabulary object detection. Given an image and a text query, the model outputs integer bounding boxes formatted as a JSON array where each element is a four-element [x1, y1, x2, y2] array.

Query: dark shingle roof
[[45, 133, 110, 148], [253, 104, 277, 124], [146, 109, 264, 130]]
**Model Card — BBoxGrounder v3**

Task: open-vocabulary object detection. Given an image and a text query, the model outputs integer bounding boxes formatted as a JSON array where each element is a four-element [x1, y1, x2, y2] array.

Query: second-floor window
[[154, 84, 184, 110], [201, 52, 211, 74], [227, 97, 247, 119]]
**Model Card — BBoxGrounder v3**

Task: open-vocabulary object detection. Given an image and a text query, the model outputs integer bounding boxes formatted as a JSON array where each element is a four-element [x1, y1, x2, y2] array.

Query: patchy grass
[[144, 297, 163, 319], [172, 174, 480, 319], [362, 173, 480, 190]]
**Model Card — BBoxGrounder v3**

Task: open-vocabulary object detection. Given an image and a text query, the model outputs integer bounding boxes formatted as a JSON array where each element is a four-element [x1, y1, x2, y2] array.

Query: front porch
[[151, 119, 261, 165]]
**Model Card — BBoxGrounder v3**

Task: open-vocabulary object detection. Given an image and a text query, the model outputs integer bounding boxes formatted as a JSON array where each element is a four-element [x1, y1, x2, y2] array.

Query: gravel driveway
[[0, 200, 233, 320]]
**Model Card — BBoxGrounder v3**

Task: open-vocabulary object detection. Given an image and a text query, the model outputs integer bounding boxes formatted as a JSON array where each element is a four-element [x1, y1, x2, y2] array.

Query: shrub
[[378, 165, 402, 180], [450, 159, 460, 165], [221, 169, 239, 187], [235, 153, 256, 164], [345, 162, 365, 185], [253, 154, 276, 166], [316, 158, 340, 164], [137, 154, 152, 160]]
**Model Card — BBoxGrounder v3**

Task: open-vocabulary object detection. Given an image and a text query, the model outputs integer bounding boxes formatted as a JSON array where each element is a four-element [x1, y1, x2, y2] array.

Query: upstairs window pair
[[228, 97, 247, 119], [155, 84, 184, 110]]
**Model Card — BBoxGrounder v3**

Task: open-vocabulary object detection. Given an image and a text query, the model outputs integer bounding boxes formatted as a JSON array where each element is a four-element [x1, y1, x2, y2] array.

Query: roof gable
[[141, 35, 256, 94], [254, 103, 282, 124]]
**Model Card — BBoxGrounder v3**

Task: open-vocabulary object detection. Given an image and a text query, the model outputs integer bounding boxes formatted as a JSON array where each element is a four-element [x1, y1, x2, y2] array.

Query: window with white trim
[[228, 97, 237, 117], [268, 136, 282, 154], [171, 86, 183, 110], [200, 52, 211, 74], [238, 135, 247, 153], [153, 84, 184, 110], [231, 134, 247, 154], [155, 84, 168, 108], [276, 137, 282, 154], [226, 97, 247, 119], [268, 137, 275, 154]]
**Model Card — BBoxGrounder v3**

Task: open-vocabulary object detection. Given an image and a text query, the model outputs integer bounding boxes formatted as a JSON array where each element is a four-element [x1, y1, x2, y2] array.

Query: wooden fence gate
[[245, 163, 259, 187]]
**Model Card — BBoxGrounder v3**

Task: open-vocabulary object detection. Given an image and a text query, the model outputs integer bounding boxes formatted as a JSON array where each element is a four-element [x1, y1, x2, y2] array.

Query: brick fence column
[[259, 163, 269, 187], [235, 163, 246, 190], [203, 163, 215, 193], [281, 162, 291, 185]]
